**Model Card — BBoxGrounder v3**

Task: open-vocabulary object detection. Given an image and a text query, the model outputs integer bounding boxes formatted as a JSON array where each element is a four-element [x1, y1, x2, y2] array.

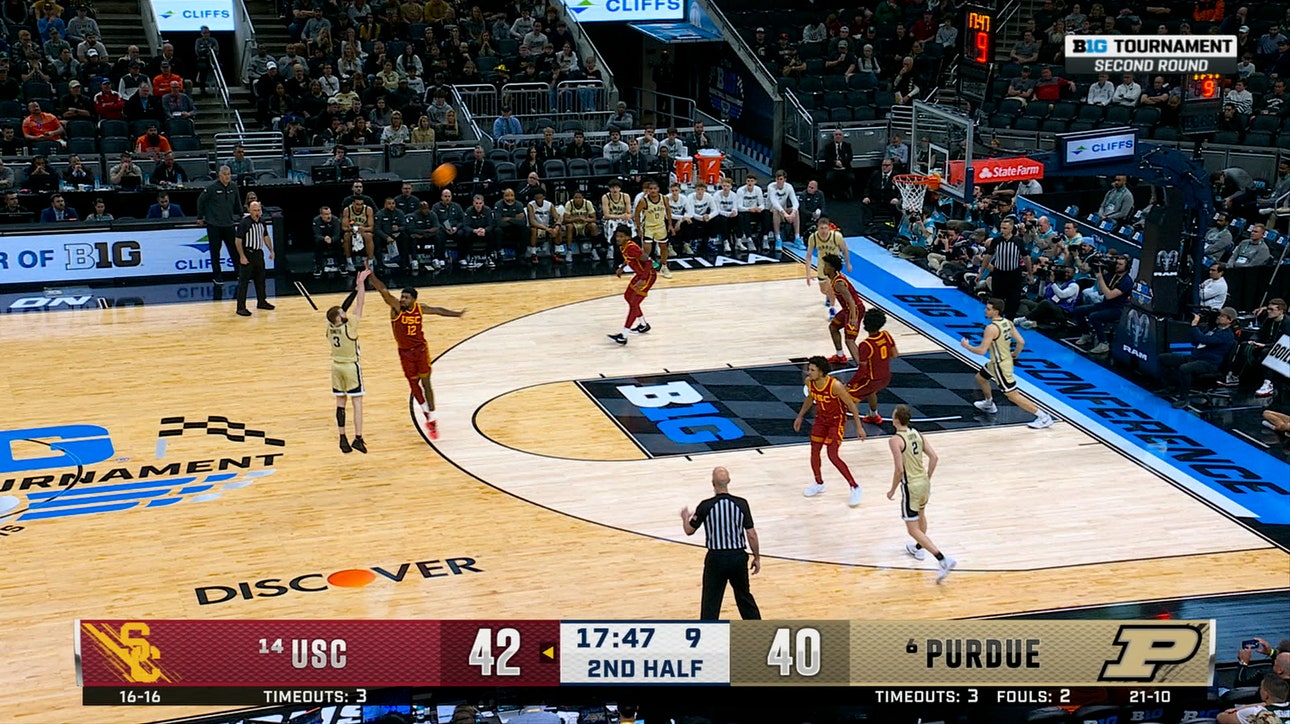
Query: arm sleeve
[[738, 497, 755, 528], [340, 289, 359, 311], [690, 499, 711, 527]]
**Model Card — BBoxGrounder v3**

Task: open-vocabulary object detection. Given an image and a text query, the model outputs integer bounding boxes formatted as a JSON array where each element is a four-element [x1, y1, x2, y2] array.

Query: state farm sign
[[973, 157, 1044, 182]]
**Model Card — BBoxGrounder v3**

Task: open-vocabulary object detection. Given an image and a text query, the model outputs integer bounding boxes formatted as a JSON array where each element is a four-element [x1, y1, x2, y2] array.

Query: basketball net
[[893, 173, 941, 213]]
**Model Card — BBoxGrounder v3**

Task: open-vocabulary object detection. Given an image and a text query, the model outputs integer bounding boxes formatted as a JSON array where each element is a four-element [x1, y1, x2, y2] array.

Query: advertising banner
[[0, 226, 274, 287], [152, 0, 236, 31]]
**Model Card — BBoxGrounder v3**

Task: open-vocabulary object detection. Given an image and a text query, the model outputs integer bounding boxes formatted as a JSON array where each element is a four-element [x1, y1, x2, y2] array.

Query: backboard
[[910, 100, 975, 204]]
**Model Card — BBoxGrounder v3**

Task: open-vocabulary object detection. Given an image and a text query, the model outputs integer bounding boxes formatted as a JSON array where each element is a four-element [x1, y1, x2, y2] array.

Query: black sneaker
[[257, 302, 276, 310], [632, 322, 651, 334], [351, 437, 367, 454], [236, 308, 251, 317], [607, 333, 628, 345], [339, 435, 352, 453]]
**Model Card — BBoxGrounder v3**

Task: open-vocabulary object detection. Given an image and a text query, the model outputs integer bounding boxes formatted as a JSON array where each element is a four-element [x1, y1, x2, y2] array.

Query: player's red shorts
[[398, 344, 432, 379], [627, 274, 657, 300], [829, 309, 860, 338], [810, 415, 846, 445], [847, 373, 892, 399]]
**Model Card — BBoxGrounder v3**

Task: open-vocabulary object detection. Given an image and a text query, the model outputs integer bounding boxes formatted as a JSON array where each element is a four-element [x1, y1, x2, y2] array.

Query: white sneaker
[[660, 266, 673, 278], [936, 556, 957, 583], [1089, 341, 1110, 355], [973, 399, 998, 414], [722, 239, 732, 252], [1020, 319, 1038, 329], [847, 486, 862, 507], [1257, 379, 1275, 397], [1263, 419, 1277, 430], [1076, 333, 1094, 346], [1028, 410, 1055, 429], [905, 542, 926, 560], [344, 260, 356, 273], [803, 482, 825, 497]]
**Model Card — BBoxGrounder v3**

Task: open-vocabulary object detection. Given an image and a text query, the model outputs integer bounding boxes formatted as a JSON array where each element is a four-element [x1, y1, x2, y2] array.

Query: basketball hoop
[[893, 173, 941, 213]]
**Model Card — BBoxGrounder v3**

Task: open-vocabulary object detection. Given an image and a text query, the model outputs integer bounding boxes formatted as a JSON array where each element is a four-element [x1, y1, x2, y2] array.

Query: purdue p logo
[[1100, 624, 1204, 682]]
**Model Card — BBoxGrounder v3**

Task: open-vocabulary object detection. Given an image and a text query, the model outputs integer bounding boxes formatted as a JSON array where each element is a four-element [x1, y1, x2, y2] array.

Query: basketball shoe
[[936, 556, 957, 583], [905, 542, 926, 560], [803, 482, 825, 497]]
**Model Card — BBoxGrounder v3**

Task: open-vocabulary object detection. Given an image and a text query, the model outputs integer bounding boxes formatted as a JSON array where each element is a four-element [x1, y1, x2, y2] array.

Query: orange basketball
[[432, 162, 457, 187]]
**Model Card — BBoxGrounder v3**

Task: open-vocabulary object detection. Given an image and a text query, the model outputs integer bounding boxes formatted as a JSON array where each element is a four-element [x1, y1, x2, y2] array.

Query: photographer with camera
[[1072, 253, 1133, 355], [1017, 264, 1080, 329]]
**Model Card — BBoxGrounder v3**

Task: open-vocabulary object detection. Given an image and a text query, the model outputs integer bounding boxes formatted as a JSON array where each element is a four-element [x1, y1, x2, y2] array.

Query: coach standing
[[984, 216, 1027, 320], [681, 466, 762, 621], [234, 201, 275, 317], [197, 165, 243, 283]]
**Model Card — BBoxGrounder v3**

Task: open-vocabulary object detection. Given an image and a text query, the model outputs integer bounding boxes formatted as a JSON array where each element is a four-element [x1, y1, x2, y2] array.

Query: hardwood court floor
[[0, 262, 1284, 722]]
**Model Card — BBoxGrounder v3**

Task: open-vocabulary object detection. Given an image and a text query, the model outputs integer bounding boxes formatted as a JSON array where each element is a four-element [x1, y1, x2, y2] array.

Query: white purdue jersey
[[736, 185, 765, 210], [529, 199, 554, 226], [715, 189, 739, 217], [767, 181, 797, 212], [689, 191, 715, 219], [667, 193, 692, 221]]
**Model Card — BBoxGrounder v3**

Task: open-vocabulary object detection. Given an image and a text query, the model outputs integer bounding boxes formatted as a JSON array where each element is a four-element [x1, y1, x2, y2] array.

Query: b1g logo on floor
[[617, 381, 744, 445]]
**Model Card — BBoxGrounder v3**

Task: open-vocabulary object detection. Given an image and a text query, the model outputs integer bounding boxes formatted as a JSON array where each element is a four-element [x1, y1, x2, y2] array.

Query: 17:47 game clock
[[964, 6, 996, 66]]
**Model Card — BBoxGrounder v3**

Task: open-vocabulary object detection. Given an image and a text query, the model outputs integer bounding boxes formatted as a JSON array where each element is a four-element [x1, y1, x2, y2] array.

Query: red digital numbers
[[966, 10, 994, 65], [1201, 79, 1216, 98]]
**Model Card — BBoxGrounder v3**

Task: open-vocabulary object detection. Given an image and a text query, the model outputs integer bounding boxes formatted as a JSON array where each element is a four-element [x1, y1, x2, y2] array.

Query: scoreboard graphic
[[76, 619, 1215, 706], [1065, 35, 1238, 74]]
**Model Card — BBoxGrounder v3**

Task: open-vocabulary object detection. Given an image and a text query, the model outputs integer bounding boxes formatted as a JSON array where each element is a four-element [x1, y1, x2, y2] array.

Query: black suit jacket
[[124, 94, 165, 123], [865, 169, 898, 206], [822, 140, 853, 170], [462, 156, 497, 183]]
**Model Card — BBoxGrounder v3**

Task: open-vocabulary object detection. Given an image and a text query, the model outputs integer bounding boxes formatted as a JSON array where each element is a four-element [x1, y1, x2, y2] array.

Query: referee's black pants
[[700, 550, 761, 621], [207, 225, 238, 281], [236, 248, 267, 311], [991, 268, 1024, 320]]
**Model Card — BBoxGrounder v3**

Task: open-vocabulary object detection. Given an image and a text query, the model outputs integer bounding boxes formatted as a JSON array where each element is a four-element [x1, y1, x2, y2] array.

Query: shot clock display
[[964, 6, 996, 66]]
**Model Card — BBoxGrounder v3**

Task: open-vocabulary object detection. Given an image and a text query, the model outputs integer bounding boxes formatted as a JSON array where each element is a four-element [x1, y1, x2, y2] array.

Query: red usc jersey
[[622, 241, 657, 297], [808, 377, 844, 422], [855, 330, 896, 382], [832, 274, 866, 317], [392, 305, 427, 350]]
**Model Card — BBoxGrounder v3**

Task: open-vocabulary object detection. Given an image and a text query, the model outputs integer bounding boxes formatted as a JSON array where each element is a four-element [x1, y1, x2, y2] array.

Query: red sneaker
[[861, 413, 884, 425], [426, 420, 439, 440], [827, 354, 849, 365]]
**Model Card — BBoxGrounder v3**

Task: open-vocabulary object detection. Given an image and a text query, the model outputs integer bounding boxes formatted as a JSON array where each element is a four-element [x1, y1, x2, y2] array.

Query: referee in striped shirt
[[984, 216, 1028, 320], [681, 466, 762, 620], [234, 201, 276, 317]]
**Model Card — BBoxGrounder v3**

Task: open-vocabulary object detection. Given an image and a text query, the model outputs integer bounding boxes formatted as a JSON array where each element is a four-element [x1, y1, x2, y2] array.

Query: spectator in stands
[[126, 80, 164, 125], [1018, 264, 1080, 328], [163, 80, 195, 120], [534, 126, 561, 166], [1258, 24, 1287, 65], [861, 158, 899, 224], [37, 5, 65, 43], [66, 6, 97, 43], [59, 79, 93, 123], [618, 138, 649, 191], [0, 127, 21, 157], [135, 122, 170, 157], [77, 34, 106, 65], [107, 151, 141, 191], [1226, 79, 1254, 115], [1206, 213, 1235, 259], [1232, 224, 1274, 267], [22, 100, 64, 150], [1007, 66, 1036, 104], [1098, 175, 1134, 222], [515, 145, 541, 179], [441, 108, 462, 142], [638, 124, 660, 160], [91, 77, 123, 120], [462, 145, 498, 198], [600, 128, 627, 164], [605, 101, 633, 132], [40, 192, 78, 222], [803, 18, 827, 44], [1112, 73, 1141, 106], [118, 61, 147, 99], [0, 159, 12, 190], [1073, 253, 1134, 354], [1085, 71, 1114, 106], [824, 39, 855, 76], [1160, 308, 1238, 407], [1200, 262, 1229, 311], [1010, 30, 1041, 65], [1260, 79, 1290, 117], [560, 129, 590, 160], [326, 144, 356, 170], [1271, 38, 1290, 78], [0, 191, 27, 223], [408, 114, 435, 147], [49, 47, 79, 84], [146, 190, 185, 219], [193, 25, 218, 95], [278, 44, 309, 77], [822, 128, 853, 199], [367, 97, 392, 130], [689, 120, 712, 151], [115, 47, 146, 85], [221, 143, 254, 183], [893, 56, 920, 104], [44, 28, 71, 64], [1138, 76, 1170, 107], [1033, 65, 1075, 104], [152, 151, 187, 186], [884, 133, 910, 169], [492, 105, 522, 145], [85, 197, 113, 222]]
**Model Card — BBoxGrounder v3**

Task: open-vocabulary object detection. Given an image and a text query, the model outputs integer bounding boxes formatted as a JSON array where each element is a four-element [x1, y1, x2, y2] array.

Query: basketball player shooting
[[326, 268, 370, 453], [822, 254, 865, 365], [368, 272, 467, 439], [794, 355, 866, 507], [608, 224, 656, 345]]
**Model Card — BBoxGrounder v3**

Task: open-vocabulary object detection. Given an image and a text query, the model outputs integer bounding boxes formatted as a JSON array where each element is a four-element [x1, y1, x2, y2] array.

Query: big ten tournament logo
[[1100, 624, 1206, 683], [616, 380, 744, 447], [0, 416, 284, 538], [81, 621, 178, 684], [194, 557, 485, 606], [0, 240, 141, 274]]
